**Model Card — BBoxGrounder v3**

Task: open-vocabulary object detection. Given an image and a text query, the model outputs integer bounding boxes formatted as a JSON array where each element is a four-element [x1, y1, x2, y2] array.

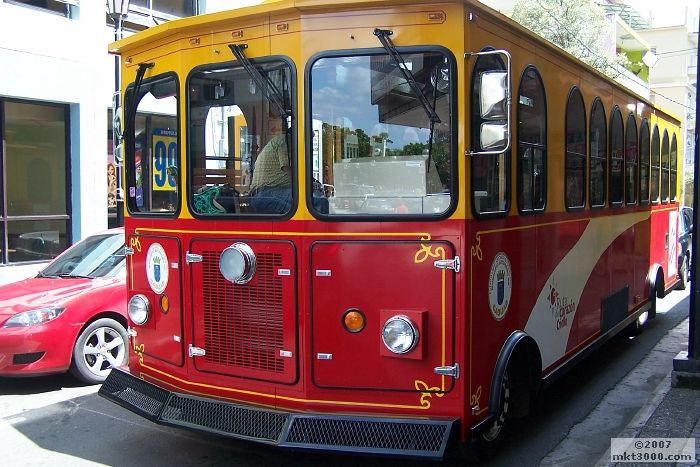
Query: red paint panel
[[190, 239, 297, 384], [128, 235, 184, 366], [311, 241, 454, 392]]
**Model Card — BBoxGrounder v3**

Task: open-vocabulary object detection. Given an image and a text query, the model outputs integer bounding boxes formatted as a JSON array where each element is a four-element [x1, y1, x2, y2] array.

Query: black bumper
[[99, 368, 455, 459]]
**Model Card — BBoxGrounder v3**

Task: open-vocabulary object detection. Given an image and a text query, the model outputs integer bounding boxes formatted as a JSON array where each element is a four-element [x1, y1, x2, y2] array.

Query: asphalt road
[[0, 289, 691, 467]]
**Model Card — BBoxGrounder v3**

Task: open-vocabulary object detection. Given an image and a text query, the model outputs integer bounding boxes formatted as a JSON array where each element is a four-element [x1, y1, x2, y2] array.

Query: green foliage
[[511, 0, 630, 78]]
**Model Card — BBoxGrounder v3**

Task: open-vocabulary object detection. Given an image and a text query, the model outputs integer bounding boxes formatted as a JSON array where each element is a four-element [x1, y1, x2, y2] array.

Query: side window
[[661, 130, 670, 203], [625, 114, 638, 205], [589, 98, 606, 208], [639, 120, 650, 204], [471, 51, 509, 216], [565, 88, 586, 209], [609, 106, 623, 206], [517, 66, 546, 213], [126, 75, 179, 215], [671, 134, 678, 202], [650, 125, 660, 204]]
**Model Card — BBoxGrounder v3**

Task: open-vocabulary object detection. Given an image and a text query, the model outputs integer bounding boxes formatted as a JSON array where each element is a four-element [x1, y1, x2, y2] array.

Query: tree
[[511, 0, 630, 78]]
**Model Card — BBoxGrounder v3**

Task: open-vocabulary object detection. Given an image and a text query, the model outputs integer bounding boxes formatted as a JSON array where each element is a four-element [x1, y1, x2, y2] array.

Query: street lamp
[[106, 0, 130, 227]]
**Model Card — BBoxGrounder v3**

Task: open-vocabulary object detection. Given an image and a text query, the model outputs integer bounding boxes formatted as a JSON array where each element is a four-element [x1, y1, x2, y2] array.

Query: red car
[[0, 228, 127, 384]]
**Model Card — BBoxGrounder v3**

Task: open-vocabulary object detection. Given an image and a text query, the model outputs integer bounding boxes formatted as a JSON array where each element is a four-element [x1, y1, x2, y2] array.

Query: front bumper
[[99, 368, 455, 459]]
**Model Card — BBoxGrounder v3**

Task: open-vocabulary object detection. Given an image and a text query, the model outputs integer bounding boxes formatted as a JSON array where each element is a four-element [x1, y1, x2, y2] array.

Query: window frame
[[661, 129, 670, 204], [639, 119, 650, 205], [470, 47, 510, 219], [516, 65, 547, 215], [305, 47, 457, 221], [670, 133, 678, 202], [589, 97, 607, 209], [565, 87, 587, 211], [125, 72, 181, 218], [609, 106, 624, 207], [650, 124, 660, 205], [625, 113, 638, 206], [0, 98, 72, 265]]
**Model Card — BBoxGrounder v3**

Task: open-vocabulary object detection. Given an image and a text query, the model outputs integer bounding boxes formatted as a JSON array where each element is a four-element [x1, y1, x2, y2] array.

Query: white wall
[[0, 1, 117, 284]]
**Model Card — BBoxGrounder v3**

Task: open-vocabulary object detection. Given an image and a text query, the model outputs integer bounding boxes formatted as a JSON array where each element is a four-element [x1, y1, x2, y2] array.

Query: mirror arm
[[465, 49, 512, 156]]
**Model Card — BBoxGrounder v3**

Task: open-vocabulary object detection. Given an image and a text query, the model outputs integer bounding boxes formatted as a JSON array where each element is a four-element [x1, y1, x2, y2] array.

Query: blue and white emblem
[[146, 243, 169, 294]]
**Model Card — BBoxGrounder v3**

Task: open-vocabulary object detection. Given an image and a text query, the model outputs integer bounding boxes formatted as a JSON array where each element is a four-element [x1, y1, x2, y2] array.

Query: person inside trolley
[[249, 112, 292, 214]]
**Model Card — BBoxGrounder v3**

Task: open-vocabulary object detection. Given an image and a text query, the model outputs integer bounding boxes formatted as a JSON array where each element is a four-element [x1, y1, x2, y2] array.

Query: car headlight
[[381, 315, 419, 354], [219, 243, 256, 284], [3, 307, 65, 328], [128, 294, 150, 325]]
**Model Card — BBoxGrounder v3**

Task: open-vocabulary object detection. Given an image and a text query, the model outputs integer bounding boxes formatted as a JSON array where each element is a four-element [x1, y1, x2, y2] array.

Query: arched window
[[671, 133, 678, 202], [650, 125, 660, 204], [471, 50, 510, 217], [625, 114, 638, 205], [661, 130, 670, 203], [589, 98, 607, 208], [517, 66, 546, 213], [565, 88, 586, 209], [639, 120, 650, 204], [609, 106, 623, 206]]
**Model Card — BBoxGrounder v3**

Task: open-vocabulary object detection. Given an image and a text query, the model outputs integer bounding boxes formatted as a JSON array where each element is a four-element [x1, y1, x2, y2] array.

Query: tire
[[626, 310, 649, 336], [677, 256, 689, 291], [473, 372, 511, 459], [69, 318, 128, 385]]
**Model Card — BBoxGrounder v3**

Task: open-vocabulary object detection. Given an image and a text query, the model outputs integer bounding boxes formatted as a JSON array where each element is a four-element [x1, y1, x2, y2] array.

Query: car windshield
[[40, 233, 125, 279]]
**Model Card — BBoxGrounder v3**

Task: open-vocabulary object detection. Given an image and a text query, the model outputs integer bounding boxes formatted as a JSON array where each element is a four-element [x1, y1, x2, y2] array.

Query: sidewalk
[[540, 298, 700, 466]]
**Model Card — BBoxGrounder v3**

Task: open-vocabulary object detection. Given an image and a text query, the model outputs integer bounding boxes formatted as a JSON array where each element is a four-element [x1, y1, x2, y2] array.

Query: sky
[[626, 0, 700, 28]]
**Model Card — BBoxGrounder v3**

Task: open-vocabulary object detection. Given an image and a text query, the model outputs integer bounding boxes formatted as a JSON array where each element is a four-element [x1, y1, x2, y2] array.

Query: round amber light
[[160, 294, 170, 314], [342, 309, 365, 333]]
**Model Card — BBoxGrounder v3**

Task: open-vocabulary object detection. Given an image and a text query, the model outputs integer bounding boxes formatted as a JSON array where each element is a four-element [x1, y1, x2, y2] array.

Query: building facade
[[0, 0, 202, 284]]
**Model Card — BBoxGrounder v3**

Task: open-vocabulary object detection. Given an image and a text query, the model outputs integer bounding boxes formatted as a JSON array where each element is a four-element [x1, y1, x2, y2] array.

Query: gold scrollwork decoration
[[415, 380, 445, 409], [414, 235, 445, 264], [471, 233, 483, 261], [470, 385, 483, 406], [130, 236, 142, 253], [133, 343, 145, 365]]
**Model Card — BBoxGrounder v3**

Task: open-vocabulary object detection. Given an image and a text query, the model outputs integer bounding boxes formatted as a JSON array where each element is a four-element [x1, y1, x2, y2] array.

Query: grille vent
[[201, 250, 284, 372]]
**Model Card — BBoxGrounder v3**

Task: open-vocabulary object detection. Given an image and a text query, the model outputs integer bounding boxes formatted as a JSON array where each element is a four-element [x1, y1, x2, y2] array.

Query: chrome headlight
[[3, 307, 64, 328], [381, 315, 419, 354], [219, 243, 256, 284], [128, 294, 150, 325]]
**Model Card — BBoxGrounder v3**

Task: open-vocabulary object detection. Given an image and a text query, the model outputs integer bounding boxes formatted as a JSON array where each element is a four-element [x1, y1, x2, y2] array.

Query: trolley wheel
[[677, 255, 689, 291], [472, 371, 511, 459], [69, 318, 128, 385]]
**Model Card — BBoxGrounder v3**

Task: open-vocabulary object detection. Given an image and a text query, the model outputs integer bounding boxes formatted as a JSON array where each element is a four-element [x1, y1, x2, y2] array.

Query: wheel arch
[[487, 331, 542, 419]]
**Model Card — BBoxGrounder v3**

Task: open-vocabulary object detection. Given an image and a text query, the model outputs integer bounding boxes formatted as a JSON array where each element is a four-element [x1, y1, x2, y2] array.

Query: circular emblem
[[488, 252, 512, 321], [146, 243, 169, 294]]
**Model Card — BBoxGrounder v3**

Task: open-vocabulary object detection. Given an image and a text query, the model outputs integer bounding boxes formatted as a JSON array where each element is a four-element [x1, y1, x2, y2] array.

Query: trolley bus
[[100, 0, 683, 459]]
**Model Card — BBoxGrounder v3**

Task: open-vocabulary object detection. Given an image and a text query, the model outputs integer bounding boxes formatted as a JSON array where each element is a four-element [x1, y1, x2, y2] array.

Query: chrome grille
[[201, 250, 284, 372]]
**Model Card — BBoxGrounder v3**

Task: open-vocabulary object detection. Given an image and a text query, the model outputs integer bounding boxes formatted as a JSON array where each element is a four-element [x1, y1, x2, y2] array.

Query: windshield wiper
[[59, 273, 93, 279], [228, 44, 290, 121], [373, 29, 440, 125], [125, 62, 155, 147], [36, 271, 59, 279]]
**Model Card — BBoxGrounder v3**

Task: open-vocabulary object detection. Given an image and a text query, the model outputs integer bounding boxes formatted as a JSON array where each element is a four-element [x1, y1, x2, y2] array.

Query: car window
[[41, 233, 125, 279]]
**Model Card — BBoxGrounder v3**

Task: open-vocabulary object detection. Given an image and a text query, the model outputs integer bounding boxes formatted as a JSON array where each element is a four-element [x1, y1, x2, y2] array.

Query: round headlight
[[381, 315, 419, 354], [128, 294, 150, 325], [219, 243, 256, 284]]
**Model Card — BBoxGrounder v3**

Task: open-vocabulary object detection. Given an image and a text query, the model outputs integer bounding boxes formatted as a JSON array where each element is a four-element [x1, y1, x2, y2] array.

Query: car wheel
[[678, 256, 689, 291], [69, 318, 128, 385]]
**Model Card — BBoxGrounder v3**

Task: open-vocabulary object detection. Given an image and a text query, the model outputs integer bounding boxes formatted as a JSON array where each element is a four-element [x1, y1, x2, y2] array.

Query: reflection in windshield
[[309, 52, 453, 216], [41, 234, 125, 279]]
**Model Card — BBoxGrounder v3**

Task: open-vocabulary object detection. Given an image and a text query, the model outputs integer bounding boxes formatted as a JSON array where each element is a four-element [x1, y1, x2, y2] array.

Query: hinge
[[186, 252, 203, 264], [434, 256, 461, 273], [188, 345, 206, 357], [434, 363, 460, 378], [124, 247, 134, 256]]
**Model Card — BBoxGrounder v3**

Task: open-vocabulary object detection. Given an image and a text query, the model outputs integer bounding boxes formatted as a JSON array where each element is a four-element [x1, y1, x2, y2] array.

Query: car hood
[[0, 277, 120, 319]]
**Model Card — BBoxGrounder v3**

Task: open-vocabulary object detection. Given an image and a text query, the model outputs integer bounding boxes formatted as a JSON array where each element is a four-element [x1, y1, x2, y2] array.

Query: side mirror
[[466, 49, 512, 156], [480, 71, 508, 119]]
